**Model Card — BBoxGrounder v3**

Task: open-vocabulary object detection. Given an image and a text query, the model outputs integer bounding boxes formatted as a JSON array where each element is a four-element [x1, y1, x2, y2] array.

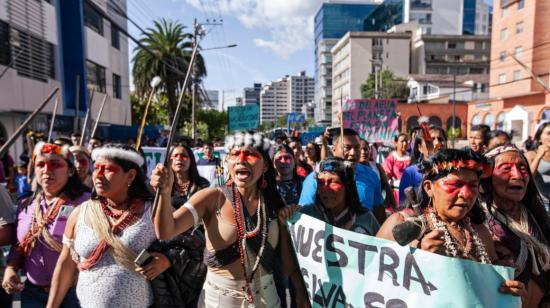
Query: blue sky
[[127, 0, 323, 107]]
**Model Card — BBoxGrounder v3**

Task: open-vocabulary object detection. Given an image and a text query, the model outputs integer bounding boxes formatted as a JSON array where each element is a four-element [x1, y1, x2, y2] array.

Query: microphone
[[391, 187, 428, 246]]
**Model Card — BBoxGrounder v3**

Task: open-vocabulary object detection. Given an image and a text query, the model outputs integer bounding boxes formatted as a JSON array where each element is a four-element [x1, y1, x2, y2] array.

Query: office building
[[331, 32, 411, 125], [260, 71, 314, 124], [0, 0, 131, 159], [244, 83, 262, 105], [467, 0, 550, 142]]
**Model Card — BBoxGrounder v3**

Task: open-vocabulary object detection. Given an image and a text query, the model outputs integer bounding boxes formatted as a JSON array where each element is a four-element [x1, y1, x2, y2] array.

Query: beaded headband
[[33, 142, 73, 163], [225, 132, 271, 152], [484, 144, 522, 159], [91, 146, 144, 166]]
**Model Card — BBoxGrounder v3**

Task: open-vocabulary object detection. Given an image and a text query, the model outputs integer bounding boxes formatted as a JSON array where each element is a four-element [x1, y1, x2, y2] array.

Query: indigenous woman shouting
[[481, 144, 550, 307], [47, 144, 164, 308], [151, 132, 290, 307], [377, 149, 527, 298], [2, 142, 89, 307]]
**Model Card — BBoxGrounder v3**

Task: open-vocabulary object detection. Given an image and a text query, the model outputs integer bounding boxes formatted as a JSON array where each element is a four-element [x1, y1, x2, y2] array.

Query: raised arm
[[46, 207, 80, 308], [150, 164, 220, 240]]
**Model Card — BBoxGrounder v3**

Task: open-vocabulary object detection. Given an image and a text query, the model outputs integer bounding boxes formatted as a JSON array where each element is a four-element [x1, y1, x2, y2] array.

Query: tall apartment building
[[244, 83, 262, 105], [260, 79, 288, 124], [331, 32, 411, 126], [314, 0, 491, 125], [0, 0, 130, 159], [260, 72, 314, 124], [467, 0, 550, 142]]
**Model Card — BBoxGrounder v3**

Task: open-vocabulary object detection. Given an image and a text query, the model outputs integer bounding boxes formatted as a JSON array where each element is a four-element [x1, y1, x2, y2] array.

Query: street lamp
[[191, 43, 237, 141]]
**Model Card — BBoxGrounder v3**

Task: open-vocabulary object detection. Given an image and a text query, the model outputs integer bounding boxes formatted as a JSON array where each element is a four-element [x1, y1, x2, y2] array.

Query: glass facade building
[[463, 0, 476, 35]]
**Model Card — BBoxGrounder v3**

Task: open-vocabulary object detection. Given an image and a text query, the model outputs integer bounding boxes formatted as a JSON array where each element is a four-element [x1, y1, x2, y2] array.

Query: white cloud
[[185, 0, 324, 58]]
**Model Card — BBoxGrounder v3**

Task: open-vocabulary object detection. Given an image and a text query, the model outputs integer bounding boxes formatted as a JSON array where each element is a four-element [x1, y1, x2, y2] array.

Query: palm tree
[[132, 19, 206, 124]]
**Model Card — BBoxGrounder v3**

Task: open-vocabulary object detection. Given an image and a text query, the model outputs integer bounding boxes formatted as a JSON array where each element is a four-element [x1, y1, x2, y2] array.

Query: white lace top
[[73, 201, 156, 308]]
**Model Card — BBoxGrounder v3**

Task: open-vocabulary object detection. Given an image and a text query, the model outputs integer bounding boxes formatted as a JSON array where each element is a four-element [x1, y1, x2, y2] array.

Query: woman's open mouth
[[235, 167, 251, 181]]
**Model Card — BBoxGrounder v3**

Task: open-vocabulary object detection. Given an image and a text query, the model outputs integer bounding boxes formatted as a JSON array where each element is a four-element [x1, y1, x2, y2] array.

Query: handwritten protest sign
[[342, 99, 399, 143], [228, 105, 260, 132], [287, 213, 520, 308]]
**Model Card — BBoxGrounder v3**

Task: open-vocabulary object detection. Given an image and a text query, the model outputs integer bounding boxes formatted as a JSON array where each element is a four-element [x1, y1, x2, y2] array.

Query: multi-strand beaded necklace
[[427, 208, 490, 264], [231, 185, 267, 304]]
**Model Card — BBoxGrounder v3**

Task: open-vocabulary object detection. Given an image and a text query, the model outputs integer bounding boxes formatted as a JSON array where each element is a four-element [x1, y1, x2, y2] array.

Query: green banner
[[228, 104, 259, 132], [287, 212, 520, 308]]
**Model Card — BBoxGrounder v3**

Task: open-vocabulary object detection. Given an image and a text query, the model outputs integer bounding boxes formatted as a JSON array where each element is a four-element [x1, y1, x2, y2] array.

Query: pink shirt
[[9, 192, 90, 286], [382, 152, 411, 181]]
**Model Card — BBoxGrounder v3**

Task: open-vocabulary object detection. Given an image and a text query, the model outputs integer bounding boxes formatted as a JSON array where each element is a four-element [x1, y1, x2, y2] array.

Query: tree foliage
[[360, 69, 409, 100], [132, 19, 206, 124], [197, 109, 227, 140]]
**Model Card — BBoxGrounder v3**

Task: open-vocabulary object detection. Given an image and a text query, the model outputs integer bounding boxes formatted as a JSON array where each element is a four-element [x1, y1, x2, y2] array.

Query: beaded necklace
[[98, 197, 144, 234], [231, 185, 267, 303], [427, 208, 490, 264], [175, 181, 191, 194]]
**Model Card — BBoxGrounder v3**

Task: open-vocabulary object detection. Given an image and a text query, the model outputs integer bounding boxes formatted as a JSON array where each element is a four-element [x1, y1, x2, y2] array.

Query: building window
[[500, 28, 507, 40], [496, 112, 506, 130], [472, 113, 482, 126], [448, 43, 457, 49], [484, 113, 494, 128], [499, 73, 506, 84], [10, 28, 55, 82], [516, 22, 524, 34], [111, 23, 120, 49], [515, 46, 522, 57], [499, 51, 506, 62], [86, 60, 106, 93], [84, 1, 103, 35], [518, 0, 525, 9], [112, 73, 121, 99], [0, 20, 9, 66], [513, 70, 521, 81]]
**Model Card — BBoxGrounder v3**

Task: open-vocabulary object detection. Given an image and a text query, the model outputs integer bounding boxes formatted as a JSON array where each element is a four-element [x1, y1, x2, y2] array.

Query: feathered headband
[[33, 142, 73, 163], [429, 159, 486, 175], [225, 132, 271, 152], [91, 146, 144, 166], [484, 144, 522, 160]]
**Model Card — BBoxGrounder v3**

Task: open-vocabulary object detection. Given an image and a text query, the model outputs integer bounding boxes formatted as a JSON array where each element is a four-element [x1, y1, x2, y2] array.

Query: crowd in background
[[0, 119, 548, 307]]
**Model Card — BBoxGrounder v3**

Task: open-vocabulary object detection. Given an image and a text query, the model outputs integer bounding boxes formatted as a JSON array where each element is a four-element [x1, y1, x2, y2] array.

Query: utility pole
[[451, 72, 457, 148], [191, 18, 199, 142]]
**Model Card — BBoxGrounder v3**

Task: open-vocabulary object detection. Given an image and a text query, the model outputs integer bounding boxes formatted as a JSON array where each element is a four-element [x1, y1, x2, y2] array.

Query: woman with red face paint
[[46, 144, 162, 308], [2, 142, 90, 307], [150, 132, 298, 307], [271, 144, 303, 207], [481, 144, 550, 307], [377, 149, 527, 299]]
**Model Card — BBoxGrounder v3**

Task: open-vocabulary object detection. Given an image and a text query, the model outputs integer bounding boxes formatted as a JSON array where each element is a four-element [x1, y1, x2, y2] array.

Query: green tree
[[130, 92, 169, 126], [197, 109, 228, 140], [360, 69, 409, 100], [132, 19, 206, 124]]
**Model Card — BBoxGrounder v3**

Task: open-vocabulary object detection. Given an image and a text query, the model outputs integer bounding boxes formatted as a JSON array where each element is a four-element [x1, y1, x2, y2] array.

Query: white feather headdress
[[91, 146, 144, 166]]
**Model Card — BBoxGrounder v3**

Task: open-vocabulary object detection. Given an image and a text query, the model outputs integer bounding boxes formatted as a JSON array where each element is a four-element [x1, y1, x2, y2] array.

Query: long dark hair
[[416, 149, 486, 224], [315, 157, 365, 215], [479, 146, 550, 244], [306, 142, 321, 162], [91, 144, 153, 201], [169, 143, 205, 193], [533, 121, 550, 149]]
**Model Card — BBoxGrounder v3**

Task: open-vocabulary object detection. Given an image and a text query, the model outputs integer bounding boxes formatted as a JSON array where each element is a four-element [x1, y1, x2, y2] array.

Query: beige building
[[330, 31, 411, 125]]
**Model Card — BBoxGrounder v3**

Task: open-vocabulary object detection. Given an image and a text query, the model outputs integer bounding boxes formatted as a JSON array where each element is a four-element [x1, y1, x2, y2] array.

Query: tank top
[[534, 158, 550, 201], [73, 200, 156, 308]]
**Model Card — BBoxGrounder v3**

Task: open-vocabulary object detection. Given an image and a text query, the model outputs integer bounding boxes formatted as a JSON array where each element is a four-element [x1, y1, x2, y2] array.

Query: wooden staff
[[47, 97, 60, 143], [0, 87, 59, 157], [339, 90, 344, 154], [80, 88, 95, 146], [136, 76, 161, 150], [90, 93, 109, 141], [151, 42, 200, 216]]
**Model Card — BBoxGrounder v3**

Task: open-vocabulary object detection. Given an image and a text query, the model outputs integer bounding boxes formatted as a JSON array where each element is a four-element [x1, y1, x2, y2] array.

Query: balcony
[[411, 0, 432, 10]]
